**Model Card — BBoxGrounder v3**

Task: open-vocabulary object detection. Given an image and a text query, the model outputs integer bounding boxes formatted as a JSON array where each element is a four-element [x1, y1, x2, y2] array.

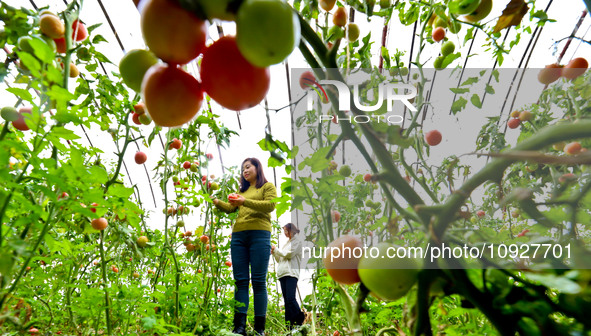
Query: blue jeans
[[231, 230, 271, 316]]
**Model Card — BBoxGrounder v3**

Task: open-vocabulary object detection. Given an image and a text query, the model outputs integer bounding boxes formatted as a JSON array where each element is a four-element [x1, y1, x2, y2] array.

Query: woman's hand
[[271, 245, 276, 254], [228, 194, 245, 206], [213, 199, 219, 206]]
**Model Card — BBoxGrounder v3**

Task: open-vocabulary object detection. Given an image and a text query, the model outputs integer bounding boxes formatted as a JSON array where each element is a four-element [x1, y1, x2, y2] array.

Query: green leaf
[[52, 127, 81, 140], [47, 85, 76, 102], [6, 87, 33, 103], [470, 94, 482, 108], [92, 34, 108, 44], [485, 84, 495, 94], [69, 148, 84, 170], [441, 52, 461, 69], [45, 66, 63, 86], [88, 166, 109, 184], [524, 273, 581, 294], [108, 184, 134, 198], [450, 88, 470, 94], [16, 51, 41, 76], [28, 36, 54, 63], [461, 77, 479, 86], [0, 250, 14, 280], [451, 97, 468, 114], [86, 23, 103, 34]]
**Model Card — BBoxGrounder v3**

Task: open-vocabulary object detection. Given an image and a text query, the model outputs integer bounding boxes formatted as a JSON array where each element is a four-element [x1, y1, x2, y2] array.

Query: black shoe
[[233, 312, 247, 336], [254, 315, 266, 335]]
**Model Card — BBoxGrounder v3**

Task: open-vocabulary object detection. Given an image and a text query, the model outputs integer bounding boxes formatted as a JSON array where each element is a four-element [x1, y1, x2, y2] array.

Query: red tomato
[[140, 0, 207, 65], [12, 107, 33, 131], [71, 20, 88, 41], [142, 64, 204, 127], [201, 36, 270, 111]]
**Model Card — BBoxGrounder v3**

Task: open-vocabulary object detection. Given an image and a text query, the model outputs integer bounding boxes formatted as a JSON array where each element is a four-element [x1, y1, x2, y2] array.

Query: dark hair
[[239, 158, 268, 192], [283, 223, 300, 235]]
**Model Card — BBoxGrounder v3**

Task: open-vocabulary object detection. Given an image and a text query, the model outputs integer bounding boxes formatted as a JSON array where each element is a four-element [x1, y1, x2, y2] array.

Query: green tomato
[[138, 113, 152, 125], [1, 106, 19, 122], [441, 41, 455, 56], [448, 20, 462, 34], [347, 23, 360, 42], [464, 0, 492, 23], [358, 243, 420, 300], [236, 0, 301, 67], [17, 36, 34, 53], [328, 25, 344, 41], [433, 16, 448, 28], [449, 0, 481, 15], [199, 0, 235, 21], [119, 49, 159, 92], [18, 35, 56, 54], [433, 56, 445, 69], [38, 35, 56, 52], [339, 165, 352, 177]]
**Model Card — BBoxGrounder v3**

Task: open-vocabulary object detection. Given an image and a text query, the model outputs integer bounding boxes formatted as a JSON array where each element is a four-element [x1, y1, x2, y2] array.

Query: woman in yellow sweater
[[213, 157, 276, 336]]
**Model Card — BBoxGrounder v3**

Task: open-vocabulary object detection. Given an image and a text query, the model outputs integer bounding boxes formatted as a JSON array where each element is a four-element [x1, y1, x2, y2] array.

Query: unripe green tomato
[[358, 242, 420, 301], [441, 41, 455, 56], [1, 106, 19, 122], [138, 113, 152, 125], [328, 25, 344, 41], [379, 0, 391, 8], [339, 165, 352, 177], [176, 220, 185, 227], [199, 0, 235, 21], [17, 36, 34, 53], [433, 16, 448, 28], [433, 56, 445, 69], [399, 67, 409, 76], [449, 0, 481, 15], [347, 23, 360, 42], [464, 0, 492, 23], [236, 0, 301, 67], [119, 49, 159, 92], [448, 20, 462, 34]]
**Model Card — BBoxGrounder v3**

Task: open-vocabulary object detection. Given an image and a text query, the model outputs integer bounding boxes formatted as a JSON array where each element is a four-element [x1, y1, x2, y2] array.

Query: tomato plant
[[2, 0, 591, 335]]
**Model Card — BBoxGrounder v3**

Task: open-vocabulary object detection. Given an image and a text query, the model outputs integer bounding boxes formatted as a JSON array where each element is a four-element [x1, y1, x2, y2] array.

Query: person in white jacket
[[271, 223, 306, 328]]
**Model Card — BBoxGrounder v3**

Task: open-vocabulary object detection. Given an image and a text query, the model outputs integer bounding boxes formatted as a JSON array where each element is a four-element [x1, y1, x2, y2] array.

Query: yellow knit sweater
[[214, 182, 277, 232]]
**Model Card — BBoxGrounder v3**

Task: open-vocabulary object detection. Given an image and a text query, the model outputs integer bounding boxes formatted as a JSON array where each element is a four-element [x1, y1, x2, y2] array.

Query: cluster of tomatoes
[[22, 10, 88, 75], [323, 235, 420, 302], [1, 10, 90, 132], [119, 0, 301, 128], [429, 0, 492, 68], [537, 57, 589, 85]]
